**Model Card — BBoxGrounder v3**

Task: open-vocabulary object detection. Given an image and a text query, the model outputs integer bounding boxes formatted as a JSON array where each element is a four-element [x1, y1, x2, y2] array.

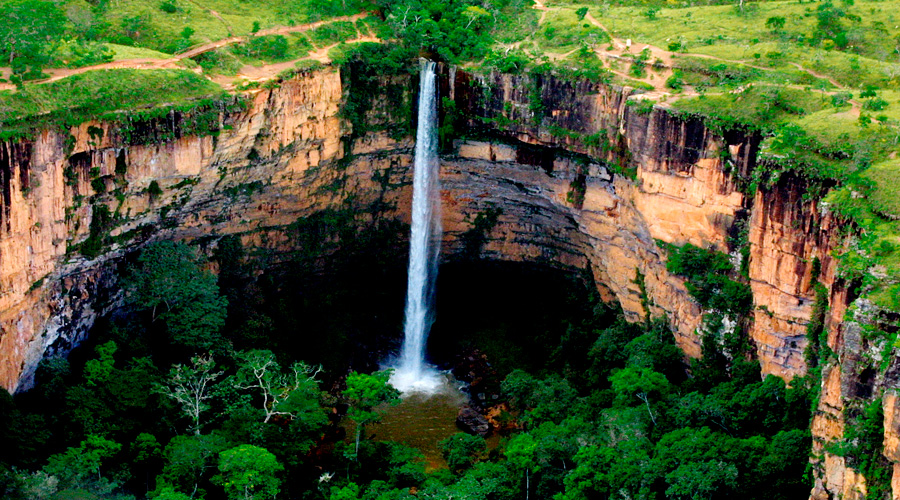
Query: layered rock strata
[[0, 65, 896, 498]]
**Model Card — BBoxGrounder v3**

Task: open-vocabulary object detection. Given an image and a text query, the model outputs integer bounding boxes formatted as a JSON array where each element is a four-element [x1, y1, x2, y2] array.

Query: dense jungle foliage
[[0, 235, 815, 500]]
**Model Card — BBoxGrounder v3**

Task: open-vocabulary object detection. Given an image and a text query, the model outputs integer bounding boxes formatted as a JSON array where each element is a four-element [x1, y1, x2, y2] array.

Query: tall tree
[[342, 371, 400, 457], [122, 241, 228, 352], [159, 355, 224, 435], [213, 444, 283, 500], [233, 350, 323, 424], [0, 0, 65, 77]]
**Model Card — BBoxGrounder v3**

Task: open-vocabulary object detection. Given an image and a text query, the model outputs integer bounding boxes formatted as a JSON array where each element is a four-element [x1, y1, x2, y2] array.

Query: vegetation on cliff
[[0, 69, 233, 139]]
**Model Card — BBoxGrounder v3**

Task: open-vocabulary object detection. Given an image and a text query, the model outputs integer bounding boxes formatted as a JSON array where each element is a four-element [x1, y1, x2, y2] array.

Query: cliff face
[[0, 66, 896, 498], [0, 69, 410, 391]]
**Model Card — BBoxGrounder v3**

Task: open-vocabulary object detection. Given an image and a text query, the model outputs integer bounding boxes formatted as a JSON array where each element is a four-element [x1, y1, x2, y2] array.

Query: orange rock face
[[0, 68, 827, 394], [0, 67, 897, 499]]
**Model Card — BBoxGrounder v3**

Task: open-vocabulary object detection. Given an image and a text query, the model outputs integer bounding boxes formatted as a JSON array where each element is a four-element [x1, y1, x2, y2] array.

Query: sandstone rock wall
[[0, 67, 809, 392], [0, 64, 898, 499], [0, 69, 415, 391]]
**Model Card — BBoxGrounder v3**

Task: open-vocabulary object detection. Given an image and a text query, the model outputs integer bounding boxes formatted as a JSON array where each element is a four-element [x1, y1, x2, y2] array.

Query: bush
[[666, 73, 684, 91], [485, 48, 530, 74], [627, 99, 654, 115], [160, 1, 177, 13], [439, 433, 486, 473], [233, 35, 289, 60], [863, 97, 889, 111], [860, 85, 878, 98], [765, 16, 785, 30], [831, 92, 852, 107], [663, 242, 751, 316]]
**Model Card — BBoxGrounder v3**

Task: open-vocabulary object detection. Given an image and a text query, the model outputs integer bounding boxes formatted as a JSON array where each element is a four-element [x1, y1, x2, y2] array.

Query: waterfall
[[390, 60, 442, 394]]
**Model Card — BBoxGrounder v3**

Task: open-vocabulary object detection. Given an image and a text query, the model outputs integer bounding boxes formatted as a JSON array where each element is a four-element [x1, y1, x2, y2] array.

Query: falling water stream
[[389, 60, 443, 394]]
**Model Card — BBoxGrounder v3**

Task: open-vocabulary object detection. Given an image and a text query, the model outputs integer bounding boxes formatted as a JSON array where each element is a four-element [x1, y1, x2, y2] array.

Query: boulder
[[457, 406, 491, 436]]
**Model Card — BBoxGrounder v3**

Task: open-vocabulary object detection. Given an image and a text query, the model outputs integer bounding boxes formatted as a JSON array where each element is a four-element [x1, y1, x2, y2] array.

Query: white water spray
[[390, 60, 443, 394]]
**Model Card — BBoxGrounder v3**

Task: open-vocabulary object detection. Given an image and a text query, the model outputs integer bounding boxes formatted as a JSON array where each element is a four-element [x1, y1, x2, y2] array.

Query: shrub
[[663, 242, 751, 316], [666, 73, 684, 91], [765, 16, 786, 30], [863, 97, 889, 111], [860, 85, 878, 98], [233, 35, 289, 60], [831, 92, 852, 107]]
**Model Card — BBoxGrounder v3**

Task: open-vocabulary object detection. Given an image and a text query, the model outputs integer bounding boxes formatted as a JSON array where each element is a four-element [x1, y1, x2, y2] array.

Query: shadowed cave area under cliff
[[84, 231, 612, 390]]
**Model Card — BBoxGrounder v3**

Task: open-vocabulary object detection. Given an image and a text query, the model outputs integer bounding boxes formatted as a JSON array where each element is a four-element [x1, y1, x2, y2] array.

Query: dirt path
[[534, 1, 850, 97], [671, 51, 844, 88], [176, 13, 368, 59], [789, 62, 843, 88], [210, 35, 381, 90], [534, 3, 673, 92], [533, 0, 550, 25], [0, 13, 370, 91], [306, 36, 380, 63]]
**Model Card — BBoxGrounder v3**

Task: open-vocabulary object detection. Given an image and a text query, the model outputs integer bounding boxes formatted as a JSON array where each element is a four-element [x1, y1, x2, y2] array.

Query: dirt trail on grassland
[[533, 1, 849, 97], [0, 13, 370, 91], [213, 35, 381, 89]]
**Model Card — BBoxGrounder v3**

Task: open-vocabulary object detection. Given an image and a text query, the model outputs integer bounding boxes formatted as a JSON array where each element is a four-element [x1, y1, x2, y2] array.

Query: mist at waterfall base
[[388, 60, 444, 395]]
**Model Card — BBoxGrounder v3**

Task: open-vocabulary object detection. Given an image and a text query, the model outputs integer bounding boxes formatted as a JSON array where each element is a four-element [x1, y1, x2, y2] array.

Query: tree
[[43, 434, 121, 491], [439, 433, 486, 473], [462, 5, 491, 30], [122, 241, 228, 351], [424, 461, 519, 499], [155, 485, 193, 500], [0, 0, 65, 79], [665, 460, 738, 499], [161, 433, 232, 498], [609, 366, 671, 425], [233, 350, 323, 424], [575, 7, 588, 20], [327, 483, 361, 500], [765, 16, 786, 31], [159, 355, 224, 435], [501, 371, 577, 426], [814, 1, 850, 49], [84, 341, 118, 387], [505, 433, 538, 500], [213, 444, 283, 500], [559, 445, 618, 500], [343, 370, 400, 457], [131, 433, 162, 495]]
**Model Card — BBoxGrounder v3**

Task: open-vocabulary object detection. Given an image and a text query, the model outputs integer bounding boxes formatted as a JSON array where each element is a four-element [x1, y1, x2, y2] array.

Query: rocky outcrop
[[457, 406, 491, 436], [747, 175, 846, 379]]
